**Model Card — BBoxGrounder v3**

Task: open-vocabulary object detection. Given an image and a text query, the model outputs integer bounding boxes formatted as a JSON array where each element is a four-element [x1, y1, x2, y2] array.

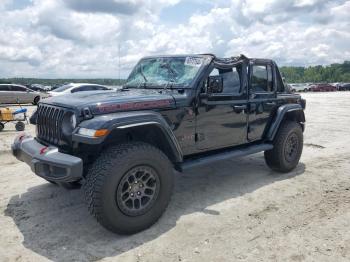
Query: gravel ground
[[1, 92, 350, 261]]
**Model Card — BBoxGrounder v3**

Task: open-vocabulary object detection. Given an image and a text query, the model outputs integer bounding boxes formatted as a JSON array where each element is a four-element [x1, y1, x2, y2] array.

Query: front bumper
[[12, 134, 83, 182]]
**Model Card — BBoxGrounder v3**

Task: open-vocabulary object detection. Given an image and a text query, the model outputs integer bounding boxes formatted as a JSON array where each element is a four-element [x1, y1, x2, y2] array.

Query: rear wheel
[[15, 121, 25, 131], [83, 142, 174, 234], [264, 121, 303, 173], [33, 96, 40, 105]]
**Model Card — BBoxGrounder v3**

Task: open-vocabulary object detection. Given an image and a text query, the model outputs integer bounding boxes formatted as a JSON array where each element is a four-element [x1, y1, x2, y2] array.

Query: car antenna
[[118, 43, 121, 85]]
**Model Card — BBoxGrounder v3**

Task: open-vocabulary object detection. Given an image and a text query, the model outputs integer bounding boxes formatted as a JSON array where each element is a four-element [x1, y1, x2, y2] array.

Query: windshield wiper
[[123, 69, 148, 90], [132, 67, 148, 89], [160, 63, 177, 90], [140, 70, 148, 83], [134, 65, 148, 85]]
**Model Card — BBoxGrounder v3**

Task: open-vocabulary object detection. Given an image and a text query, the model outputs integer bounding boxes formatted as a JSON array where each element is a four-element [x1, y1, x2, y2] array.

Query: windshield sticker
[[185, 57, 203, 67]]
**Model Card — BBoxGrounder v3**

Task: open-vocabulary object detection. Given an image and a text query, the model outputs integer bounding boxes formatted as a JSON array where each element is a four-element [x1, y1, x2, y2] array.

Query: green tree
[[280, 61, 350, 83]]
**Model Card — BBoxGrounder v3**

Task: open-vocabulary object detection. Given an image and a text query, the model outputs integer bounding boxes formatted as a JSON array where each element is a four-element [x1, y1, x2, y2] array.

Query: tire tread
[[83, 142, 173, 234], [264, 121, 303, 173]]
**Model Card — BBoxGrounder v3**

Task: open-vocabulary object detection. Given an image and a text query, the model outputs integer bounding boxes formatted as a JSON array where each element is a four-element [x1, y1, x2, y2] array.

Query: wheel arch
[[266, 104, 305, 141], [104, 122, 183, 166]]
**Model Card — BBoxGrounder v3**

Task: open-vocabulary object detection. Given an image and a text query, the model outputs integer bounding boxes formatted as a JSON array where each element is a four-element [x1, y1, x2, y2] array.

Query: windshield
[[53, 84, 73, 92], [125, 56, 205, 88]]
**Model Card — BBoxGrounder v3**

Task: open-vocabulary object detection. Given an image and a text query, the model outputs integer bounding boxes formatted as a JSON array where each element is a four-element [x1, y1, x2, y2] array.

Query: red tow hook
[[39, 146, 49, 155]]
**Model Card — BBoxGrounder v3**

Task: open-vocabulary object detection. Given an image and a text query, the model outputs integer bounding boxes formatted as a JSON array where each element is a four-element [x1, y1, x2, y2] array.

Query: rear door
[[21, 86, 35, 103], [248, 62, 277, 141]]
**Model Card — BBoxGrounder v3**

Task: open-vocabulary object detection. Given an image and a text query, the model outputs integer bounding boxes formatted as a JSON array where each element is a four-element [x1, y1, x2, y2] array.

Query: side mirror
[[208, 76, 223, 94]]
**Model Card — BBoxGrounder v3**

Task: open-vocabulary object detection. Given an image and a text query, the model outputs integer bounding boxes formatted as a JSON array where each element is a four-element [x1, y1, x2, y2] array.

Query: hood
[[41, 89, 176, 114]]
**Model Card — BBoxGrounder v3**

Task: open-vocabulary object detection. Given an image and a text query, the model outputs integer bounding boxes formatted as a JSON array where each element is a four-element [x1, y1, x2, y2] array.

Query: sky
[[0, 0, 349, 78]]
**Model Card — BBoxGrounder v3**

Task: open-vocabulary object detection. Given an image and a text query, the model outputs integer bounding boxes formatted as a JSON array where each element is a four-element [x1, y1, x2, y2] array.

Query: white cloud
[[0, 0, 349, 78]]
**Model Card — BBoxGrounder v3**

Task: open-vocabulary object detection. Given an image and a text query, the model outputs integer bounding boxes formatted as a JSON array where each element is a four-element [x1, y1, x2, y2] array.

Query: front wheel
[[83, 142, 174, 234], [264, 121, 303, 173]]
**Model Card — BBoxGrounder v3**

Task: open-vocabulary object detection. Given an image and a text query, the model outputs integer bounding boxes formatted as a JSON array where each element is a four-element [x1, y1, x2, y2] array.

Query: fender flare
[[72, 111, 183, 163], [113, 121, 183, 163], [266, 104, 305, 141]]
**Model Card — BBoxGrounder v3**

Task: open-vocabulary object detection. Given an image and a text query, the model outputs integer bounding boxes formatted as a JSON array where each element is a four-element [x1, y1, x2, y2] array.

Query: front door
[[248, 62, 277, 141], [0, 85, 12, 104], [196, 65, 248, 151]]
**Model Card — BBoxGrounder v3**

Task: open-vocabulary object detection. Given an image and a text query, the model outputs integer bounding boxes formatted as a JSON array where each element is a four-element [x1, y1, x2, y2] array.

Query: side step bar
[[181, 143, 273, 171]]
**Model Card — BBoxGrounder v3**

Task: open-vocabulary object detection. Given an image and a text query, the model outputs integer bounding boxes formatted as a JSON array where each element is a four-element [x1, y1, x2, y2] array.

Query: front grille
[[37, 104, 66, 145]]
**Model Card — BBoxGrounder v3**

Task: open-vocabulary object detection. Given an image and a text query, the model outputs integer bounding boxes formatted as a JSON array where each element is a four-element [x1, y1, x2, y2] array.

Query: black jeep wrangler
[[12, 54, 306, 234]]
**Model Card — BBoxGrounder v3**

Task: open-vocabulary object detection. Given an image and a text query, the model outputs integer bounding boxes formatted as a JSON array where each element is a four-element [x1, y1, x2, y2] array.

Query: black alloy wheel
[[116, 165, 160, 217], [284, 132, 299, 163]]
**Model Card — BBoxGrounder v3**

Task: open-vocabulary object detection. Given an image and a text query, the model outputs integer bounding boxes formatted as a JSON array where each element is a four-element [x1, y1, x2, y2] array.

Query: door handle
[[266, 102, 276, 106], [233, 105, 247, 110]]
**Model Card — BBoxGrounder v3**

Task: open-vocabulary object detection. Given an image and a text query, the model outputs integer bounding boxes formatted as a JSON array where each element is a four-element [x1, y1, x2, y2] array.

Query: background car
[[26, 84, 48, 93], [330, 82, 342, 90], [50, 84, 64, 91], [28, 84, 51, 92], [0, 84, 46, 105], [309, 83, 337, 92], [289, 83, 310, 92], [48, 83, 111, 97], [339, 83, 350, 91]]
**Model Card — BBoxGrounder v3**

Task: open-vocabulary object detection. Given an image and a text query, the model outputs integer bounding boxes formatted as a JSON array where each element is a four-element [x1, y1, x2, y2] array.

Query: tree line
[[280, 61, 350, 83]]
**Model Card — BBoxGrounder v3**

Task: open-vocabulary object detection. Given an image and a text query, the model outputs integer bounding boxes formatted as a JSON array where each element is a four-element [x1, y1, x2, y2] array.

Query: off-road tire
[[15, 121, 25, 131], [83, 142, 174, 234], [264, 121, 303, 173], [33, 96, 40, 105]]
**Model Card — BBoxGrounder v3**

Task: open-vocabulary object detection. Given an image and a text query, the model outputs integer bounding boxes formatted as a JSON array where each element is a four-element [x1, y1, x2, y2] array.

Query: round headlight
[[70, 114, 77, 129], [62, 112, 77, 136]]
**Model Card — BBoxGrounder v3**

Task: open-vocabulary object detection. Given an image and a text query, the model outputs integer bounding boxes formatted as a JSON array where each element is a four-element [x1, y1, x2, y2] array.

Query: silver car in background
[[289, 83, 310, 92], [48, 83, 111, 97], [0, 84, 46, 105]]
